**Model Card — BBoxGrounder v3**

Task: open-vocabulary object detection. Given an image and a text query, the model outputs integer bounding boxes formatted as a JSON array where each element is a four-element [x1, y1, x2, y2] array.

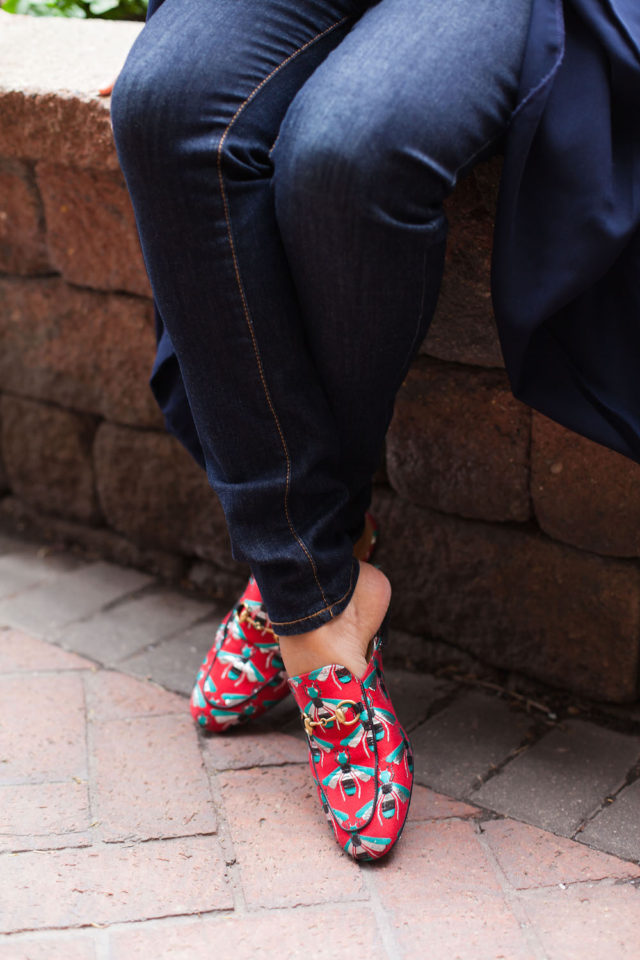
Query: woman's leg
[[110, 0, 372, 637], [273, 0, 533, 676], [272, 0, 533, 540]]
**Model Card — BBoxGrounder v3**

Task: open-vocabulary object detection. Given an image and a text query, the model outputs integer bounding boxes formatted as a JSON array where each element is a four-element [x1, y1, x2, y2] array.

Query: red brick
[[387, 363, 530, 522], [0, 781, 90, 853], [0, 277, 161, 428], [84, 669, 186, 722], [0, 629, 92, 673], [372, 486, 640, 701], [94, 424, 232, 567], [109, 905, 384, 960], [408, 785, 480, 822], [202, 729, 308, 772], [0, 158, 49, 275], [0, 91, 118, 170], [0, 935, 97, 960], [92, 714, 216, 842], [0, 403, 7, 496], [483, 819, 640, 890], [37, 164, 150, 297], [0, 836, 232, 932], [0, 673, 87, 784], [394, 892, 534, 960], [532, 413, 640, 556], [421, 160, 505, 368], [219, 766, 365, 907], [372, 821, 533, 959], [521, 883, 640, 960], [1, 396, 100, 524], [373, 820, 502, 902]]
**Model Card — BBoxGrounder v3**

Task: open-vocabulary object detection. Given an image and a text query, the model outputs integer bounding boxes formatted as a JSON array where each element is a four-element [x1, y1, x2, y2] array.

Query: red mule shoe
[[289, 623, 413, 861], [190, 575, 289, 731], [190, 513, 379, 732]]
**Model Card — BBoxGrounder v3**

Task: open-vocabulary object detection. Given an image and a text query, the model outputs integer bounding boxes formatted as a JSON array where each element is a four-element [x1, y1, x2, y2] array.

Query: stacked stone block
[[1, 16, 639, 702]]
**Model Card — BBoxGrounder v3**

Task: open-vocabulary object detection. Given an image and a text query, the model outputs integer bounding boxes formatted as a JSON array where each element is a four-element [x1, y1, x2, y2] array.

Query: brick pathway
[[1, 531, 640, 959]]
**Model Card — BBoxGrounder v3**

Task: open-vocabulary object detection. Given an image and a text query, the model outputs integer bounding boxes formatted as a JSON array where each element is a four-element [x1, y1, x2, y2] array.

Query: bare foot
[[278, 561, 391, 680]]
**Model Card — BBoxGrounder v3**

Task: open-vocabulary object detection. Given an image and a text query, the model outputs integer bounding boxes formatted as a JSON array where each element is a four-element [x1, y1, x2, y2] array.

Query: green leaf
[[1, 0, 146, 15], [1, 0, 61, 14], [88, 0, 119, 13]]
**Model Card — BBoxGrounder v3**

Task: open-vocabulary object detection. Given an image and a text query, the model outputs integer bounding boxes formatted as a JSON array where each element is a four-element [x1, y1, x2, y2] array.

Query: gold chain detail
[[236, 606, 278, 641], [304, 699, 360, 737]]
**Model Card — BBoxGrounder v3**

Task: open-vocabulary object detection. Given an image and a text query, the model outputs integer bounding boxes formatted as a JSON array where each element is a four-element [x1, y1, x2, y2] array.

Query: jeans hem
[[269, 556, 359, 636]]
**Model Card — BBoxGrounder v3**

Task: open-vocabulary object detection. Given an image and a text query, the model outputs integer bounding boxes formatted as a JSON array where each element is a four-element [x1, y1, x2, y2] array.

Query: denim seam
[[270, 556, 356, 627], [268, 128, 282, 159], [217, 15, 350, 617]]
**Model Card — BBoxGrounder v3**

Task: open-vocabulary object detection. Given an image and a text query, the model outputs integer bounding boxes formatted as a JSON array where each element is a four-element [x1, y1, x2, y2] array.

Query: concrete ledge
[[0, 14, 140, 168]]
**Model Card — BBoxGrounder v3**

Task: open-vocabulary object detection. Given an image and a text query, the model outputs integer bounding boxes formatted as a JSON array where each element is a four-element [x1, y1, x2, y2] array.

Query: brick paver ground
[[2, 531, 640, 959]]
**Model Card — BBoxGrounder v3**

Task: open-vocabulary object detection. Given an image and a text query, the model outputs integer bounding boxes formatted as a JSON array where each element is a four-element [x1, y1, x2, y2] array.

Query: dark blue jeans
[[110, 0, 532, 635]]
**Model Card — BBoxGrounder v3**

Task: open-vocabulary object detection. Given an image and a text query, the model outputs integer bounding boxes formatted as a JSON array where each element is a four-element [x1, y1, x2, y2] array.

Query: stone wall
[[2, 15, 640, 702]]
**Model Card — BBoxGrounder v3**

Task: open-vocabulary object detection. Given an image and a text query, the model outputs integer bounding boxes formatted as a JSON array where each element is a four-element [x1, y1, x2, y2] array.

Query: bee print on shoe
[[289, 626, 413, 861]]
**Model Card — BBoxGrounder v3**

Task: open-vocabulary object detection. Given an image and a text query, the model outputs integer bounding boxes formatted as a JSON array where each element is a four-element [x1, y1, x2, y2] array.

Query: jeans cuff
[[269, 556, 359, 637]]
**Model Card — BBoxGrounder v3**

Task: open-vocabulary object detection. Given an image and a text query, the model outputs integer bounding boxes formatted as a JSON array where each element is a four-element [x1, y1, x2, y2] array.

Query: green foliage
[[1, 0, 147, 19]]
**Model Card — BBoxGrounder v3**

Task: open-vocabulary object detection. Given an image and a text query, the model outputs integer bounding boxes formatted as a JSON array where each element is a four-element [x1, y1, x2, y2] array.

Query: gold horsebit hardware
[[236, 605, 278, 641], [304, 700, 360, 737]]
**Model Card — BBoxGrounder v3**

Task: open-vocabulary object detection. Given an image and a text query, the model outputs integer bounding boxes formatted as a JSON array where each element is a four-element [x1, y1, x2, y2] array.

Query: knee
[[272, 96, 446, 228], [272, 104, 372, 217], [111, 33, 218, 177], [111, 38, 270, 188], [111, 44, 178, 171]]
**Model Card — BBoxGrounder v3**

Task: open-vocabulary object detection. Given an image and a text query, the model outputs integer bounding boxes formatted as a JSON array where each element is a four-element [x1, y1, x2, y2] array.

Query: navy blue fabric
[[146, 0, 207, 470], [146, 0, 640, 468], [493, 0, 640, 462], [150, 304, 206, 470]]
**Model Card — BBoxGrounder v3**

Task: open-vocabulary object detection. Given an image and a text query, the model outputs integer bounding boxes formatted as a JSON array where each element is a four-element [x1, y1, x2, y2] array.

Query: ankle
[[279, 562, 391, 680]]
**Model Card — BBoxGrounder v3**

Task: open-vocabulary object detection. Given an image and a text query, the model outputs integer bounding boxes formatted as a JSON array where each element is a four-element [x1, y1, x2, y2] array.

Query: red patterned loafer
[[190, 512, 379, 733], [190, 575, 289, 731], [288, 624, 413, 861]]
